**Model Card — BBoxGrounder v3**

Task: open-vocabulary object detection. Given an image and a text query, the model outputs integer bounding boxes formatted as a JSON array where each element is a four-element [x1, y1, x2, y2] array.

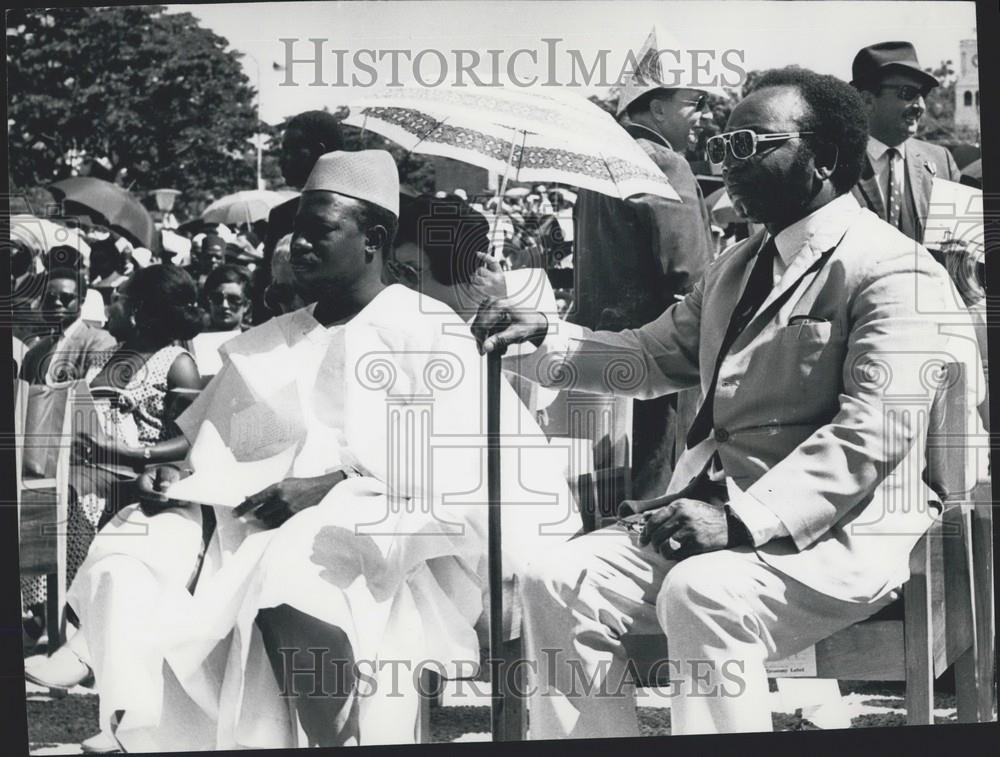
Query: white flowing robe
[[69, 284, 576, 750]]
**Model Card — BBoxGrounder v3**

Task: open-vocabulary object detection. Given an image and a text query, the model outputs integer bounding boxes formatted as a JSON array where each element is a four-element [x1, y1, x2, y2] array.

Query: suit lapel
[[906, 141, 935, 240], [731, 225, 850, 353], [854, 156, 886, 220]]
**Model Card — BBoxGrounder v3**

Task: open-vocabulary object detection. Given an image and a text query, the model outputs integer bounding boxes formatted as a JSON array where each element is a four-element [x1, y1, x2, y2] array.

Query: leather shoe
[[23, 647, 94, 690]]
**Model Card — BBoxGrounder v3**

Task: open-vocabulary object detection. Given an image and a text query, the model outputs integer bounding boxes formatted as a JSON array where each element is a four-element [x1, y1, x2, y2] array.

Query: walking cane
[[487, 348, 505, 740]]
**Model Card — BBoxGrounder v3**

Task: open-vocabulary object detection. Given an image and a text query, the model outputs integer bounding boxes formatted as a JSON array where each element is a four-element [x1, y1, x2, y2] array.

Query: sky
[[166, 0, 979, 125]]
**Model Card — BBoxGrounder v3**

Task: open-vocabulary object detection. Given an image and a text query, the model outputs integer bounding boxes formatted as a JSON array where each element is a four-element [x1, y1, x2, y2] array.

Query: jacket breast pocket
[[775, 321, 844, 382], [745, 322, 844, 410]]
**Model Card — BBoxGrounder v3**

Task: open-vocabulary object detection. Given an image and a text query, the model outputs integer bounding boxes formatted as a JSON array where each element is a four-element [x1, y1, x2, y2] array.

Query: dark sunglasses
[[207, 291, 247, 308], [877, 83, 931, 101], [42, 291, 79, 308], [707, 128, 815, 164], [679, 93, 709, 111]]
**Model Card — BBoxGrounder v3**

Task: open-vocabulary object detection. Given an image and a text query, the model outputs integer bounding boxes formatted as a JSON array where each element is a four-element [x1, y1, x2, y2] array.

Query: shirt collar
[[770, 193, 861, 266], [625, 122, 673, 151], [867, 135, 906, 163]]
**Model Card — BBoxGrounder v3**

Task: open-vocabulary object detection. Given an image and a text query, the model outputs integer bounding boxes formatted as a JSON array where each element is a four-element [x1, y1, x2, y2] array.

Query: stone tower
[[954, 37, 980, 132]]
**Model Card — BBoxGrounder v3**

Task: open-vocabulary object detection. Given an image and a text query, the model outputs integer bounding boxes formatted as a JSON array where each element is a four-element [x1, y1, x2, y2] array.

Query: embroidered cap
[[303, 150, 400, 218]]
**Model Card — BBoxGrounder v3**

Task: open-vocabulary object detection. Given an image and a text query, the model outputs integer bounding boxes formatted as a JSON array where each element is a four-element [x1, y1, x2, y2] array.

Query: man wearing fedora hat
[[572, 70, 716, 499], [850, 41, 961, 244]]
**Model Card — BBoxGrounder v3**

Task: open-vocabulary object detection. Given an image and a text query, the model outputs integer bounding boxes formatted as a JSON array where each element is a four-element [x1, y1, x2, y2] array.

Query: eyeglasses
[[207, 291, 246, 308], [706, 129, 815, 164], [42, 292, 79, 308], [679, 93, 709, 111], [877, 84, 931, 101]]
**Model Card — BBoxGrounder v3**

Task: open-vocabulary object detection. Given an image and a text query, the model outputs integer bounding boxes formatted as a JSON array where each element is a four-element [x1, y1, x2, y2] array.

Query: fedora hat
[[851, 41, 938, 91]]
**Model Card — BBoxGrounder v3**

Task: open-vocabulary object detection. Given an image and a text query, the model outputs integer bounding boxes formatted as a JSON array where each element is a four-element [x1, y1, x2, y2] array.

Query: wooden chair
[[14, 379, 76, 653], [619, 361, 994, 726]]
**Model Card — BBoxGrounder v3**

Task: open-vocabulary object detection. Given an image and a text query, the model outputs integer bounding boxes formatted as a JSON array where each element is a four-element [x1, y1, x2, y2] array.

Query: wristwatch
[[724, 504, 753, 547]]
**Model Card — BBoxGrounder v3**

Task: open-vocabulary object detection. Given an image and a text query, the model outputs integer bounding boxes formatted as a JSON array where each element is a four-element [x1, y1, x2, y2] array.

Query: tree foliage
[[7, 6, 263, 218], [919, 60, 958, 143]]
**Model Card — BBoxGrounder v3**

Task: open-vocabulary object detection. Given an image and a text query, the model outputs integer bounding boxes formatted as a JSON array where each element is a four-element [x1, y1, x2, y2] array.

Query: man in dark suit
[[252, 111, 344, 324], [850, 41, 961, 244], [20, 267, 117, 385], [571, 73, 716, 498]]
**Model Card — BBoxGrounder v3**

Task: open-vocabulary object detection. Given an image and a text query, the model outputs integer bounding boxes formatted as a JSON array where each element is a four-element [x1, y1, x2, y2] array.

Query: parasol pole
[[487, 343, 504, 741], [486, 125, 523, 742]]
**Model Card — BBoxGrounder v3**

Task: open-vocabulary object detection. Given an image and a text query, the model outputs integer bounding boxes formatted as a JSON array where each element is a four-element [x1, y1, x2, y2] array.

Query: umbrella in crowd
[[48, 177, 154, 249], [503, 187, 531, 199], [201, 189, 295, 226], [343, 85, 680, 202]]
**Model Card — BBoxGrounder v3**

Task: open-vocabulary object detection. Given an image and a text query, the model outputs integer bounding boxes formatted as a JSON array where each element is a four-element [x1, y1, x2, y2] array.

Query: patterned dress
[[20, 345, 191, 610]]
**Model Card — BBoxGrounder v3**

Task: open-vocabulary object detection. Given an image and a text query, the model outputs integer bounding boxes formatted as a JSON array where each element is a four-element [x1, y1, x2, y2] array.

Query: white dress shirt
[[724, 193, 863, 545]]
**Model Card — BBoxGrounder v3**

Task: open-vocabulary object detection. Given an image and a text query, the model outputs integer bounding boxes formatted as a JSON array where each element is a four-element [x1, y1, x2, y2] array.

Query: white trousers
[[519, 523, 899, 737]]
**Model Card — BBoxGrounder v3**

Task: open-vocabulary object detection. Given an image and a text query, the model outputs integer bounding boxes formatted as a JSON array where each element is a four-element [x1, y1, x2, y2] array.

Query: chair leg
[[945, 506, 978, 723], [971, 493, 995, 721], [415, 669, 441, 744], [955, 649, 979, 722], [904, 536, 934, 725]]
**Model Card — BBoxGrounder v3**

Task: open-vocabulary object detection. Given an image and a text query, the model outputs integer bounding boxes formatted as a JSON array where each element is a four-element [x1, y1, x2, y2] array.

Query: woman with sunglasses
[[188, 264, 253, 379], [202, 264, 252, 332], [23, 265, 205, 753]]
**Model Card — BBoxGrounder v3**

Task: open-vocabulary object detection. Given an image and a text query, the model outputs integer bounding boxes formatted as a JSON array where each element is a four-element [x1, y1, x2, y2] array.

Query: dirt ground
[[25, 677, 969, 753]]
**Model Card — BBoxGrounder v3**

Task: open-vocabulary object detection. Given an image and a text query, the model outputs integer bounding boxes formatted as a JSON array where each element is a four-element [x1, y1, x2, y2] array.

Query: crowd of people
[[13, 38, 988, 752]]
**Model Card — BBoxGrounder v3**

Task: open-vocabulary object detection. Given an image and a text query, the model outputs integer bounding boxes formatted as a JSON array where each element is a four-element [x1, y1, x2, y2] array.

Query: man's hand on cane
[[471, 298, 549, 355]]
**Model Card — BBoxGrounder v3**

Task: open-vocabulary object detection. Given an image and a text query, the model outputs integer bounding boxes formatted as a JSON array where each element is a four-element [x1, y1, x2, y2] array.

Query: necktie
[[686, 239, 778, 448], [886, 147, 902, 229]]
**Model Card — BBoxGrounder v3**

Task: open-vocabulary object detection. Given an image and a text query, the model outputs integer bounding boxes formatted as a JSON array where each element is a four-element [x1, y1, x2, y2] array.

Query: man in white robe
[[68, 150, 574, 750]]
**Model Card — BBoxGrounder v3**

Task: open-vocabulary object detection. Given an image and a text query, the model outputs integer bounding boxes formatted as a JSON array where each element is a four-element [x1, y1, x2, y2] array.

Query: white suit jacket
[[509, 194, 985, 602]]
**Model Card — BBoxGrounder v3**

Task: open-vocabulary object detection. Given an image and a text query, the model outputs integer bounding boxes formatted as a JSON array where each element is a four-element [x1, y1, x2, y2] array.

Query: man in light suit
[[849, 41, 961, 244], [473, 67, 982, 735], [20, 267, 117, 386]]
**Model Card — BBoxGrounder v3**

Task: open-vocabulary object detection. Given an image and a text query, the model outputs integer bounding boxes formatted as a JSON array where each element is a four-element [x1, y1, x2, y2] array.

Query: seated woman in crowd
[[23, 264, 205, 754], [189, 263, 252, 378], [203, 263, 251, 333]]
